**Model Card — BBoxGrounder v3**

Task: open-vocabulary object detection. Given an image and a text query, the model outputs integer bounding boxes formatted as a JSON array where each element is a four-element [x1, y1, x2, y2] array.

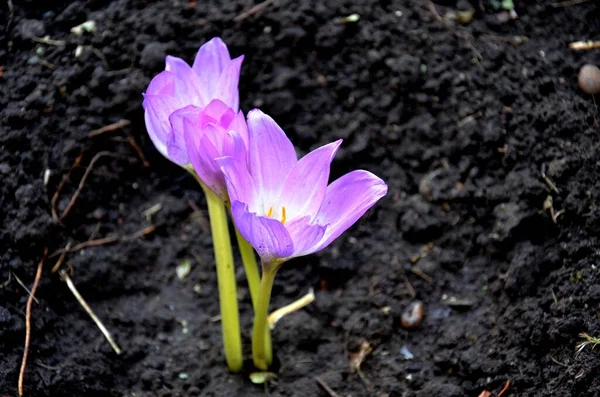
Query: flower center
[[266, 206, 287, 225]]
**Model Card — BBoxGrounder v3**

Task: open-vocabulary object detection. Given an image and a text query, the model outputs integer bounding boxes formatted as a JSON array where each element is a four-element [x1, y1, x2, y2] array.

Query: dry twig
[[51, 242, 72, 273], [268, 288, 315, 329], [51, 153, 83, 221], [49, 225, 156, 258], [12, 272, 40, 304], [552, 0, 591, 7], [234, 0, 274, 22], [315, 377, 342, 397], [498, 380, 511, 397], [59, 151, 132, 221], [5, 0, 14, 32], [88, 120, 131, 138], [59, 270, 121, 354], [126, 133, 150, 167], [30, 36, 66, 46], [540, 164, 560, 194], [350, 340, 373, 391], [570, 40, 600, 51], [18, 248, 48, 397]]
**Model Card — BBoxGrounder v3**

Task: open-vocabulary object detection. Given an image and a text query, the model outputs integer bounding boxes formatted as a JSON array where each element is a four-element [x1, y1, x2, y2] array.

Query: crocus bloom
[[170, 99, 248, 200], [217, 110, 388, 264], [142, 37, 244, 165]]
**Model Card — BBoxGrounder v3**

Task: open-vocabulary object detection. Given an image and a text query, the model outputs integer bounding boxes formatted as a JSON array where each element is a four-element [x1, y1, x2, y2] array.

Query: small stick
[[120, 225, 157, 241], [51, 153, 84, 221], [540, 165, 560, 194], [18, 248, 47, 397], [60, 151, 131, 220], [88, 120, 131, 138], [51, 242, 71, 273], [268, 288, 315, 329], [6, 0, 14, 32], [59, 270, 121, 354], [234, 0, 274, 22], [315, 377, 342, 397], [127, 133, 150, 167], [30, 36, 66, 46], [409, 267, 433, 282], [497, 380, 510, 397], [552, 0, 590, 7], [51, 236, 119, 258], [12, 272, 40, 304], [49, 225, 156, 258], [1, 271, 12, 288], [91, 48, 109, 68], [570, 40, 600, 51], [37, 59, 56, 70]]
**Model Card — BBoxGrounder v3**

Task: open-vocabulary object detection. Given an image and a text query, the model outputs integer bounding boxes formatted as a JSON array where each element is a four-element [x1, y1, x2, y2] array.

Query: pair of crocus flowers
[[143, 38, 387, 371]]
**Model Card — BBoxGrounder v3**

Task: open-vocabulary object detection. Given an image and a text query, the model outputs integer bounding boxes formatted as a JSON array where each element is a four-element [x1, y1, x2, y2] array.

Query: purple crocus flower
[[171, 99, 248, 200], [142, 37, 243, 165], [217, 110, 388, 265]]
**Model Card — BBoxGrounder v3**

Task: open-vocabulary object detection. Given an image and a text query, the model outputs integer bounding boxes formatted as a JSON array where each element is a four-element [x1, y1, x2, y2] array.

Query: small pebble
[[400, 300, 424, 329], [578, 64, 600, 95], [400, 345, 414, 360]]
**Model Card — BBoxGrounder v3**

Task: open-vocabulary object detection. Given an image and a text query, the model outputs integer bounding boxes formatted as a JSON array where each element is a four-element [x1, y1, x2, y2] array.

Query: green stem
[[252, 262, 278, 370], [234, 228, 261, 311], [203, 186, 243, 372]]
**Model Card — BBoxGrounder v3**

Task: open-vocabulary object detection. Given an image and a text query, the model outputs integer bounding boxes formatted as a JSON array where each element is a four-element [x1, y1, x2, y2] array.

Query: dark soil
[[2, 0, 600, 396]]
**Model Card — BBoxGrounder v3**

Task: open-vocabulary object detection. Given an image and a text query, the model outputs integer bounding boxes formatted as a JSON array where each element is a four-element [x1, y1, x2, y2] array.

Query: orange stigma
[[267, 206, 273, 218]]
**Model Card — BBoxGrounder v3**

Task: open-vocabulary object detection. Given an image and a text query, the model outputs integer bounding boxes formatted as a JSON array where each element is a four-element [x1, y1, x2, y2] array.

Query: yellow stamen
[[281, 207, 287, 225], [267, 206, 273, 218]]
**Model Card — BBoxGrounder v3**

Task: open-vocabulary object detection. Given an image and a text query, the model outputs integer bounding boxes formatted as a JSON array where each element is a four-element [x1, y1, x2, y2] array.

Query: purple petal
[[184, 120, 226, 199], [247, 110, 297, 201], [145, 71, 176, 96], [222, 129, 247, 165], [214, 55, 243, 112], [202, 99, 231, 124], [193, 37, 232, 87], [168, 105, 201, 165], [217, 156, 256, 206], [285, 216, 327, 257], [313, 170, 387, 251], [228, 111, 249, 152], [142, 94, 184, 159], [165, 56, 204, 107], [231, 201, 294, 262], [278, 140, 342, 221]]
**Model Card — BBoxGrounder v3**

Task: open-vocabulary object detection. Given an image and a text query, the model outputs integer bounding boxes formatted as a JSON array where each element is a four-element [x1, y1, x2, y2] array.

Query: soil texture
[[1, 0, 600, 396]]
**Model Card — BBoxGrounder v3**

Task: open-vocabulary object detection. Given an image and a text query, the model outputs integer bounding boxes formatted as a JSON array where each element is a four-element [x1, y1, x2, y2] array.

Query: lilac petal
[[184, 120, 226, 199], [222, 129, 247, 165], [279, 140, 342, 220], [313, 170, 388, 251], [168, 105, 202, 165], [247, 110, 297, 201], [231, 201, 294, 262], [142, 94, 184, 159], [193, 37, 232, 89], [217, 156, 256, 206], [214, 55, 243, 112], [226, 111, 249, 152], [145, 71, 176, 96], [202, 99, 231, 125], [285, 216, 327, 257], [165, 56, 204, 106]]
